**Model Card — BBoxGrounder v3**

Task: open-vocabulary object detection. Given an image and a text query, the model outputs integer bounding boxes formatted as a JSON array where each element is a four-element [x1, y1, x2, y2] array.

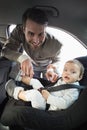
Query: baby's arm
[[21, 76, 31, 85], [21, 75, 44, 89], [17, 77, 44, 101], [16, 71, 44, 90], [5, 79, 39, 102], [41, 90, 50, 100], [29, 78, 44, 89], [5, 79, 24, 100]]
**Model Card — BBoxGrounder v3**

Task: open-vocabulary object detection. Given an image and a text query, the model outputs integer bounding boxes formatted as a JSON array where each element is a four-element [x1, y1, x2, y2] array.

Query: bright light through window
[[9, 24, 16, 33], [46, 27, 87, 73]]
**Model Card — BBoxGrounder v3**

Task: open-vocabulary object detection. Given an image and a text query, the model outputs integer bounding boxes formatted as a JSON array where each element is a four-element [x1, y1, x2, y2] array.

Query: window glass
[[9, 24, 16, 33], [7, 24, 16, 37], [46, 27, 87, 73]]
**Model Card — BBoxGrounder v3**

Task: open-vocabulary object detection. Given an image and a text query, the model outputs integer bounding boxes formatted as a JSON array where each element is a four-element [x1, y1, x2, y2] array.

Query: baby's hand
[[41, 90, 50, 100], [18, 90, 28, 101], [30, 79, 44, 89]]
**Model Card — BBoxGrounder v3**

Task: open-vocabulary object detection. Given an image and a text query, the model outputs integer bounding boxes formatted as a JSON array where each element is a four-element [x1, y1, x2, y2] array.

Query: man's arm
[[1, 25, 34, 77]]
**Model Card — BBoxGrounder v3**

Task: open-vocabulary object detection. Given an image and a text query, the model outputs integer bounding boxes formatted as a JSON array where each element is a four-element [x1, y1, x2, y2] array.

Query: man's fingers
[[29, 67, 34, 78], [21, 59, 34, 77]]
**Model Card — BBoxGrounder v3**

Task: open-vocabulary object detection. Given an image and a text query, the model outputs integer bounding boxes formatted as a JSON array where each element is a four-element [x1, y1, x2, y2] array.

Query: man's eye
[[39, 33, 44, 37], [29, 32, 34, 36]]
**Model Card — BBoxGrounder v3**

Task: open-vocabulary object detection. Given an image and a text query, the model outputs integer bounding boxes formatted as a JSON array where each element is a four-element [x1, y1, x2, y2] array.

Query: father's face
[[23, 19, 46, 49]]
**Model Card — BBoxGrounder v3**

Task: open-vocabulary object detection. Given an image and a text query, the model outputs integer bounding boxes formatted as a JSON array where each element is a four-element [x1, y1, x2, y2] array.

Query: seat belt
[[41, 84, 86, 92]]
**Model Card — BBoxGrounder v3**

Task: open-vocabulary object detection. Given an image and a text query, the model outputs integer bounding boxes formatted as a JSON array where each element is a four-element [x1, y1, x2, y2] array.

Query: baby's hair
[[66, 59, 84, 79]]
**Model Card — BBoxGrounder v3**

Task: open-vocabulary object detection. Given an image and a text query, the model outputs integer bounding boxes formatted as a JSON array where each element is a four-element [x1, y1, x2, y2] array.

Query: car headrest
[[75, 56, 87, 86]]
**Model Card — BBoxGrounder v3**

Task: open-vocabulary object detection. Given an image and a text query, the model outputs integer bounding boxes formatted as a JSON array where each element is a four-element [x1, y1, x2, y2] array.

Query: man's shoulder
[[46, 33, 62, 45], [13, 24, 24, 40], [45, 33, 62, 50]]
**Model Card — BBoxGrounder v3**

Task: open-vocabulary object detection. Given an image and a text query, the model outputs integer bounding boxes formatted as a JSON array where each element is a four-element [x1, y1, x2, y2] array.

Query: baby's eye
[[64, 69, 67, 72], [72, 71, 76, 74]]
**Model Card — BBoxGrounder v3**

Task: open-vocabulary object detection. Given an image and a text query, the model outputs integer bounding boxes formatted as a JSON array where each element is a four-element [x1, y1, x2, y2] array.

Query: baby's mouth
[[64, 76, 70, 80]]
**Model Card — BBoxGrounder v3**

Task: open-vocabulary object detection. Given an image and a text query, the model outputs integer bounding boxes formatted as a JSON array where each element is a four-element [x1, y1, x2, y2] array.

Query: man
[[1, 7, 62, 81]]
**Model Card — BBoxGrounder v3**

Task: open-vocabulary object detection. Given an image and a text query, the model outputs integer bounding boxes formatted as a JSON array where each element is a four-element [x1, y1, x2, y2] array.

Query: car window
[[46, 27, 87, 73]]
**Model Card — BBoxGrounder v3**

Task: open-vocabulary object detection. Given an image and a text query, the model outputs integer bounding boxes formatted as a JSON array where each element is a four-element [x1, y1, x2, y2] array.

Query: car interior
[[0, 0, 87, 130]]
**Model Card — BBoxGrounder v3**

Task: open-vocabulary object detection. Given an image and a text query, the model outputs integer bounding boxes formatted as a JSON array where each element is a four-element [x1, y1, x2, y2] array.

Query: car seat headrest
[[75, 56, 87, 86]]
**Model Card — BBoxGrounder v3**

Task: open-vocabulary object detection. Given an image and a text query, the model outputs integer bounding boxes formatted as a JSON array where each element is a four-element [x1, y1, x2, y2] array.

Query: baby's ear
[[78, 75, 83, 81]]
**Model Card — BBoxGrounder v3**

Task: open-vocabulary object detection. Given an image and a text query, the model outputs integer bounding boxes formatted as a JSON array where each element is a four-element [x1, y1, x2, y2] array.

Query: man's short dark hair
[[22, 8, 48, 26]]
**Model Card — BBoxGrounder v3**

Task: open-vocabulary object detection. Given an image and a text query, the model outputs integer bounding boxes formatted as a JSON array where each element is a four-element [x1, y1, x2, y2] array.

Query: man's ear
[[23, 26, 25, 33]]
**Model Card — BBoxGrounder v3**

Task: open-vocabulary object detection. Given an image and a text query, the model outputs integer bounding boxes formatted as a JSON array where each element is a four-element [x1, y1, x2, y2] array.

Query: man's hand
[[46, 71, 58, 83], [45, 64, 58, 82], [21, 59, 34, 78]]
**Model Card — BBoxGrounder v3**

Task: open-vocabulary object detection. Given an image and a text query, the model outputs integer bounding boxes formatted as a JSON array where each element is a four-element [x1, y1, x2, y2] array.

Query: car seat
[[0, 42, 12, 130], [0, 53, 87, 130]]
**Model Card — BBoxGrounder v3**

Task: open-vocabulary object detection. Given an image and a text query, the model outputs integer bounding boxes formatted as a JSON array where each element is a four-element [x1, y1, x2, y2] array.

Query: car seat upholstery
[[74, 56, 87, 130], [76, 56, 87, 86], [0, 55, 87, 130], [0, 123, 9, 130], [0, 42, 11, 130]]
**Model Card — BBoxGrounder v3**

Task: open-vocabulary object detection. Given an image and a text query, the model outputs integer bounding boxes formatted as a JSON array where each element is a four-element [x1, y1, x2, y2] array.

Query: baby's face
[[62, 62, 81, 83]]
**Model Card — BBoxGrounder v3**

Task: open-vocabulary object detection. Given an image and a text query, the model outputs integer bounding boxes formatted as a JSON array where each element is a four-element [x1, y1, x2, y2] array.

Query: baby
[[6, 59, 84, 110]]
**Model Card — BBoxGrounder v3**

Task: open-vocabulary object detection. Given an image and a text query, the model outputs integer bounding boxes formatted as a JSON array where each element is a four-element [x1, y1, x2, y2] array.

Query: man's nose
[[33, 36, 39, 43]]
